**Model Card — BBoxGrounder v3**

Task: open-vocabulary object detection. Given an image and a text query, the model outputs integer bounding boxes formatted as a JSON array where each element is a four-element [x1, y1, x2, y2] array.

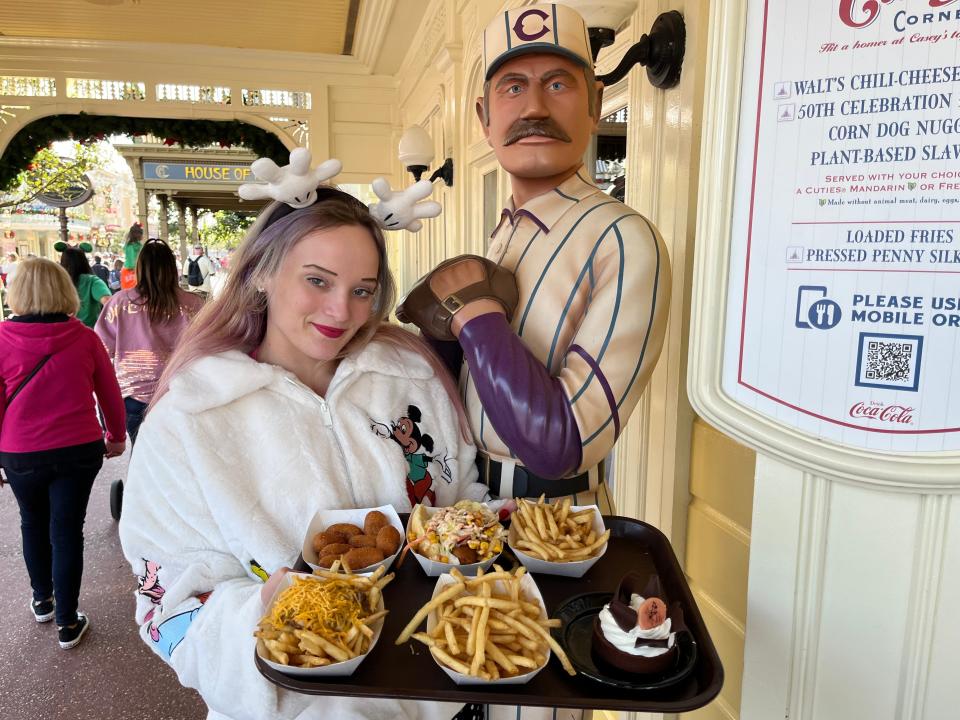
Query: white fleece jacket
[[118, 340, 489, 720]]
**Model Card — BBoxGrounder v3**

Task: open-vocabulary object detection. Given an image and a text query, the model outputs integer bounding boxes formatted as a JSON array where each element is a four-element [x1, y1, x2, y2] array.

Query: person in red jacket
[[0, 258, 125, 650]]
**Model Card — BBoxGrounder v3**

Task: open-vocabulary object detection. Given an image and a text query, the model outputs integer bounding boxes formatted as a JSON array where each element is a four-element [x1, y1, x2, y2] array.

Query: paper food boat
[[256, 572, 385, 677], [405, 503, 503, 577], [507, 505, 607, 578], [425, 572, 549, 685], [302, 504, 404, 575]]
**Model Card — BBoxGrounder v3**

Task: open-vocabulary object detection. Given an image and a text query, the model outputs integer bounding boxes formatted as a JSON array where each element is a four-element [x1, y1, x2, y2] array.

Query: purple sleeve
[[458, 312, 582, 479]]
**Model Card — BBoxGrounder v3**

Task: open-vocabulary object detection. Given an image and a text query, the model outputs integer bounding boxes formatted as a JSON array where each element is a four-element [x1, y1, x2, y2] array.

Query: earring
[[256, 286, 265, 293]]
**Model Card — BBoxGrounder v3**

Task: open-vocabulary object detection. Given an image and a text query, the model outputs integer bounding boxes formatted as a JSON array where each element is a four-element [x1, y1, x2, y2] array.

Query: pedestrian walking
[[58, 242, 112, 328], [108, 258, 123, 293], [181, 243, 213, 297], [90, 255, 110, 284], [96, 239, 203, 443], [96, 239, 203, 517], [121, 223, 143, 290], [0, 258, 126, 649], [2, 252, 18, 284]]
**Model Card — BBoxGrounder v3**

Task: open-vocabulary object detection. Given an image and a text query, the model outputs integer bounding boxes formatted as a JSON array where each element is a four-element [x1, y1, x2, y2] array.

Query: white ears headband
[[238, 147, 441, 233]]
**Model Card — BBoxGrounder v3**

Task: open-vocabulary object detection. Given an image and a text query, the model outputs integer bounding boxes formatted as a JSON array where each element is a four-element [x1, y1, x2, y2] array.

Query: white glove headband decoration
[[237, 147, 441, 233]]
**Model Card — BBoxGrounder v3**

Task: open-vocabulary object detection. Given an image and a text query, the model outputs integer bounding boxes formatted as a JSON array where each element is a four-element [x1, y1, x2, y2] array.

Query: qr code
[[864, 341, 912, 381], [855, 333, 923, 392]]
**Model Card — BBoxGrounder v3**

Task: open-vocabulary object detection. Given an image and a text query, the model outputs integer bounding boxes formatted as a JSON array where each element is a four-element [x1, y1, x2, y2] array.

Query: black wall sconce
[[562, 1, 685, 89], [398, 125, 454, 186]]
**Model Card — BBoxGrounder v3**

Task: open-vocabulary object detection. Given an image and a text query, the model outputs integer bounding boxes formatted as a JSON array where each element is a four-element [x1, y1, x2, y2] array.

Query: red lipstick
[[312, 323, 345, 338]]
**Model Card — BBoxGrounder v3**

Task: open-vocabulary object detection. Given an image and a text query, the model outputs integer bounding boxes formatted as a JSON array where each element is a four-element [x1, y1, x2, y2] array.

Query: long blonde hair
[[152, 188, 470, 438]]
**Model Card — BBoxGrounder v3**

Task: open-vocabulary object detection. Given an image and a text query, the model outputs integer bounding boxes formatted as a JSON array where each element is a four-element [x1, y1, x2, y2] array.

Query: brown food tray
[[255, 514, 723, 712]]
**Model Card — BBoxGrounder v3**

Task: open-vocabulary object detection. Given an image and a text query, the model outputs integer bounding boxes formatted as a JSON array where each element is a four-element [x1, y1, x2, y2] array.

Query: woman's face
[[264, 224, 380, 364]]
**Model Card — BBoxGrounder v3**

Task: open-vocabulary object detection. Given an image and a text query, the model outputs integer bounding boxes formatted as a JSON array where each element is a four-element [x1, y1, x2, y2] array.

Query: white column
[[188, 206, 199, 245], [176, 200, 188, 261], [137, 185, 150, 238], [158, 193, 169, 241], [741, 456, 960, 720]]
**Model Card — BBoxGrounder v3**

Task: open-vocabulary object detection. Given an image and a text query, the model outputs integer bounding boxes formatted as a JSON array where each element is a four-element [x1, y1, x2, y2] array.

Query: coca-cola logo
[[849, 401, 915, 424], [839, 0, 959, 29]]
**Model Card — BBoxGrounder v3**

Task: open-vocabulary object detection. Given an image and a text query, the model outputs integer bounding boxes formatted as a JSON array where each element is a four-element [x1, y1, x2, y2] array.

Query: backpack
[[187, 257, 204, 287]]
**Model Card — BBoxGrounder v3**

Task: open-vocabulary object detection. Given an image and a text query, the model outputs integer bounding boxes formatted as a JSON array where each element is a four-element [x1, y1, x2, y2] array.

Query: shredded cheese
[[268, 577, 366, 638]]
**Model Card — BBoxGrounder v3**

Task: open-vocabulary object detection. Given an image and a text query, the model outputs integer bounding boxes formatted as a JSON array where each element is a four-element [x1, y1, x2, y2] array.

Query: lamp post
[[37, 175, 95, 244]]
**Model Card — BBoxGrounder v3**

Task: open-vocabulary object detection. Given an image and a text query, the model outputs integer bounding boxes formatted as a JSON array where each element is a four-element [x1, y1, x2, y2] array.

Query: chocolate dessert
[[592, 572, 684, 675]]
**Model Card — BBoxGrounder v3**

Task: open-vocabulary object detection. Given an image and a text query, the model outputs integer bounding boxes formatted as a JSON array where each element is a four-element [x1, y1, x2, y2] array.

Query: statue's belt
[[476, 454, 597, 499]]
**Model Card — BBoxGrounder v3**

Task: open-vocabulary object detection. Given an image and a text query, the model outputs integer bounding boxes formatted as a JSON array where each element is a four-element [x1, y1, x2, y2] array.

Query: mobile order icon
[[795, 285, 842, 330]]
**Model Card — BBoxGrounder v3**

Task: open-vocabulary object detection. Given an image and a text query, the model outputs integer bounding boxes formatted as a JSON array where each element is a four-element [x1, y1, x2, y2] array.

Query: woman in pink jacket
[[96, 239, 202, 519], [96, 239, 203, 445], [0, 258, 125, 650]]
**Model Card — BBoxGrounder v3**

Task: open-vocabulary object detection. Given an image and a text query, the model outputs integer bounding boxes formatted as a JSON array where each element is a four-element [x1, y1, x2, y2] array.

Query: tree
[[201, 210, 256, 250], [0, 142, 105, 210]]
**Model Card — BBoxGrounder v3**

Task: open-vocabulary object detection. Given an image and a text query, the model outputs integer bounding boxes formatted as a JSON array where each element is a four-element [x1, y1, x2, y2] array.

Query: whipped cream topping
[[598, 593, 674, 657]]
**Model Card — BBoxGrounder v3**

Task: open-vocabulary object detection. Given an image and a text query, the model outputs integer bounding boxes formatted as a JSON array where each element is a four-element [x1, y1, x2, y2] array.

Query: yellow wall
[[682, 419, 756, 720]]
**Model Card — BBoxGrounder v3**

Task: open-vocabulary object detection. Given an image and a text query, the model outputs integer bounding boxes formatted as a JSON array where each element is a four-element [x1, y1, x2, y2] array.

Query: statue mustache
[[503, 120, 572, 146]]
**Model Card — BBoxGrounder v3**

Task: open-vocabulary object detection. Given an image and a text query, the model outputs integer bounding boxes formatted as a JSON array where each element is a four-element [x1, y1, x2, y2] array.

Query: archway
[[0, 114, 287, 259], [0, 113, 288, 190]]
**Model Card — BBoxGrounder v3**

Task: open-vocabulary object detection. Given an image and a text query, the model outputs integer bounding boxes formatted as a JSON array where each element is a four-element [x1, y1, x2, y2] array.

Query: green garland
[[0, 113, 288, 192]]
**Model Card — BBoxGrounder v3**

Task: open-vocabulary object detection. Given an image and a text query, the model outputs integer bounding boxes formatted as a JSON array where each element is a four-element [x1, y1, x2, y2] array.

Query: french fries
[[396, 565, 576, 679], [255, 565, 393, 669], [510, 496, 610, 563]]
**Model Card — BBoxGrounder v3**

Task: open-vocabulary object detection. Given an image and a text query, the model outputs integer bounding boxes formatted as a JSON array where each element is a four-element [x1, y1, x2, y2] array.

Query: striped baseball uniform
[[460, 167, 671, 511]]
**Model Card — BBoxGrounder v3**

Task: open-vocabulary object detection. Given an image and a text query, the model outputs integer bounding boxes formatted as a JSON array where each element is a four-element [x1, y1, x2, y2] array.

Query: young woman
[[57, 243, 111, 328], [108, 258, 123, 293], [118, 188, 491, 720], [0, 258, 125, 649], [121, 222, 143, 290], [96, 239, 204, 445]]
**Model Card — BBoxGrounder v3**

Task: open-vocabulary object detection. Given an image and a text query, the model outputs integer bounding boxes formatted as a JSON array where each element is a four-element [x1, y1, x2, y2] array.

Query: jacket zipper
[[283, 377, 356, 505]]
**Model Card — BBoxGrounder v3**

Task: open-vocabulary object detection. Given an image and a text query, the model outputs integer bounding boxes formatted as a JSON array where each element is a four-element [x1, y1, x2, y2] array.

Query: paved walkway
[[0, 450, 206, 720]]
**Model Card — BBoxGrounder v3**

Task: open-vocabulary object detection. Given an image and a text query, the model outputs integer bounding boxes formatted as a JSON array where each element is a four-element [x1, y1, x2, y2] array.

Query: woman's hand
[[104, 439, 126, 458], [260, 566, 291, 607]]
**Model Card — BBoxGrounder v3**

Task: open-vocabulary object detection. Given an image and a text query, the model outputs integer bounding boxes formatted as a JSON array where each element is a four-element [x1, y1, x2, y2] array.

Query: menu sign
[[723, 0, 960, 451]]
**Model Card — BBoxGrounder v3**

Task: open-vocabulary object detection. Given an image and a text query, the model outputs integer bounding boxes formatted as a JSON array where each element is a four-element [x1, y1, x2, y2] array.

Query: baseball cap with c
[[483, 3, 592, 81]]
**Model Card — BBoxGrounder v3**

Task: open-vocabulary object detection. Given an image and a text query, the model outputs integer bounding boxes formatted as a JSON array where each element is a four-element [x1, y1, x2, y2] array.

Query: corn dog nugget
[[311, 510, 402, 571]]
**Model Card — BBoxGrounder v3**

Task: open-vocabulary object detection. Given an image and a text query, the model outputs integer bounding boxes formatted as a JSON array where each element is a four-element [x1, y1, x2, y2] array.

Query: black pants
[[4, 449, 102, 626], [124, 397, 149, 446]]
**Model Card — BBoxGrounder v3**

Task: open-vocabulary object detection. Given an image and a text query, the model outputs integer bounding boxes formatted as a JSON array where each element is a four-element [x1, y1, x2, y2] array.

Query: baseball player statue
[[399, 3, 671, 516]]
